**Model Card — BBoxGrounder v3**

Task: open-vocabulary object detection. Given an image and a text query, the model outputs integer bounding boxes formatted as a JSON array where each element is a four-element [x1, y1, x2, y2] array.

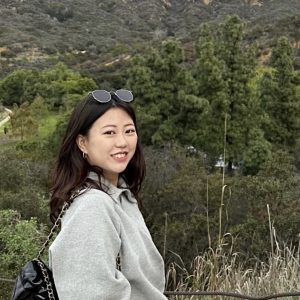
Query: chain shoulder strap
[[34, 258, 57, 300], [36, 189, 83, 259]]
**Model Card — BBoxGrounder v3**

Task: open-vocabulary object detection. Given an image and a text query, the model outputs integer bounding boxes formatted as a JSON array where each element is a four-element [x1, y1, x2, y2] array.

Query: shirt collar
[[87, 171, 136, 204]]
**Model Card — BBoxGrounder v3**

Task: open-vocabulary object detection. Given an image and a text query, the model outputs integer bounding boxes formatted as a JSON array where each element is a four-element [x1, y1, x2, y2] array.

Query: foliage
[[46, 2, 74, 22], [0, 210, 47, 299], [0, 69, 40, 106], [218, 150, 299, 259], [46, 110, 72, 155], [141, 144, 213, 262], [191, 23, 227, 159], [141, 144, 300, 264], [33, 63, 97, 109], [128, 16, 273, 174], [0, 63, 96, 109], [216, 16, 270, 173], [127, 39, 208, 147], [10, 102, 38, 140], [0, 210, 46, 277], [260, 37, 300, 150], [30, 95, 49, 119], [0, 151, 49, 223]]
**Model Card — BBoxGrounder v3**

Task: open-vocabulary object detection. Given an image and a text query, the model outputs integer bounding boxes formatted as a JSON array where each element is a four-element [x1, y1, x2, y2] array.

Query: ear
[[76, 134, 88, 154]]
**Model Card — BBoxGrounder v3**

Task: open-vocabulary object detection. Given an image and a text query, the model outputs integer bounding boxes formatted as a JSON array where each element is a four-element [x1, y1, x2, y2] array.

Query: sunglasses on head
[[90, 89, 133, 103]]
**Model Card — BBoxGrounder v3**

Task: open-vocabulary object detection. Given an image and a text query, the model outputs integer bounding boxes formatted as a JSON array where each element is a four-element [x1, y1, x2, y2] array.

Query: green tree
[[260, 37, 300, 150], [36, 63, 96, 109], [191, 17, 270, 173], [217, 16, 270, 173], [192, 23, 228, 160], [10, 102, 38, 140], [0, 64, 96, 110], [30, 95, 49, 119], [0, 69, 40, 106], [127, 39, 208, 146]]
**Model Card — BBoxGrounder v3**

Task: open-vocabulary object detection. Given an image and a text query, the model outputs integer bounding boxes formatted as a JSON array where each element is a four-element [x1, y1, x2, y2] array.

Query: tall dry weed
[[165, 228, 300, 299]]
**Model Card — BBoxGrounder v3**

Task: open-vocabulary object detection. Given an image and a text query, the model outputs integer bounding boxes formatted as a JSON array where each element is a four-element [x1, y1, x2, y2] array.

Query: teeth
[[114, 153, 126, 158]]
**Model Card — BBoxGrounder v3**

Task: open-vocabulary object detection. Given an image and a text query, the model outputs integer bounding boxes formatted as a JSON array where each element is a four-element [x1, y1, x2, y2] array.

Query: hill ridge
[[0, 0, 299, 76]]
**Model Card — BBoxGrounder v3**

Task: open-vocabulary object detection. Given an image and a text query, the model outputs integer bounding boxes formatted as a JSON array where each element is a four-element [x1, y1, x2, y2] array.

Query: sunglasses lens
[[115, 89, 133, 102], [92, 90, 111, 103]]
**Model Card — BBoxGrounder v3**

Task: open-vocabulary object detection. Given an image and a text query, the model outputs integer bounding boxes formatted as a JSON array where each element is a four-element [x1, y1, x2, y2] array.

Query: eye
[[126, 128, 136, 134], [104, 130, 115, 135]]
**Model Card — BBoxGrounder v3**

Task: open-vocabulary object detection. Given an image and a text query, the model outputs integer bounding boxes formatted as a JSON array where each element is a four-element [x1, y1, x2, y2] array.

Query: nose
[[115, 133, 127, 148]]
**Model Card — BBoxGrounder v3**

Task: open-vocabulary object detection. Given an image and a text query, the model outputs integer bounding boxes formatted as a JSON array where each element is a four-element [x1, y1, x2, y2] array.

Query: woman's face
[[77, 107, 138, 185]]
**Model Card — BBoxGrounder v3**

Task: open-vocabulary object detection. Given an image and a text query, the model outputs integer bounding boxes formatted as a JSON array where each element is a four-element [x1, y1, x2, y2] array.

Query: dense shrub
[[46, 2, 73, 22], [0, 152, 50, 223], [0, 210, 47, 299], [141, 144, 300, 265]]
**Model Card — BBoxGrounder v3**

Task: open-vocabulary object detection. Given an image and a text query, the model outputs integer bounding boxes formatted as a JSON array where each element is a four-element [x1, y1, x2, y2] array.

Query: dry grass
[[165, 239, 300, 300], [164, 114, 297, 299]]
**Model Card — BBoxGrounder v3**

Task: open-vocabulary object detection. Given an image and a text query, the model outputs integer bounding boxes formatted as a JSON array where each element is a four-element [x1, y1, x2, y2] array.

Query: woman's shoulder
[[71, 188, 116, 212], [61, 188, 120, 228]]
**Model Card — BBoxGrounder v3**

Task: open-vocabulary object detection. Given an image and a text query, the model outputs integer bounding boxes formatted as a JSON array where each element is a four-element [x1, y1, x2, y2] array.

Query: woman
[[49, 89, 167, 300]]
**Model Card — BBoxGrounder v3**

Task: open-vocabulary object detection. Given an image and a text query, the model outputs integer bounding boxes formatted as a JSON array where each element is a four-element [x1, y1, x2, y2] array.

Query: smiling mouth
[[112, 152, 128, 159]]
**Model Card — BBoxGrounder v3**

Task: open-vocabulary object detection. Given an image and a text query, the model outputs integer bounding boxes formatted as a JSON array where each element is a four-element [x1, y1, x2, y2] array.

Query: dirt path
[[0, 108, 12, 127]]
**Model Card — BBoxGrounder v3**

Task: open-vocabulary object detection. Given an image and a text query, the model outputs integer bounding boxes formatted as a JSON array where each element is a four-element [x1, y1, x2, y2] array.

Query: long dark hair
[[50, 93, 146, 222]]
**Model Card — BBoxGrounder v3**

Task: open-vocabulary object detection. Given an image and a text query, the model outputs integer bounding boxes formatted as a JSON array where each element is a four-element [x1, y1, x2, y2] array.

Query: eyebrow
[[101, 123, 135, 129]]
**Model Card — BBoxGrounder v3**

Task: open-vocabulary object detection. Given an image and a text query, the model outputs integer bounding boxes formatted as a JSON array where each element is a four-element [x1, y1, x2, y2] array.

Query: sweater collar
[[87, 171, 136, 204]]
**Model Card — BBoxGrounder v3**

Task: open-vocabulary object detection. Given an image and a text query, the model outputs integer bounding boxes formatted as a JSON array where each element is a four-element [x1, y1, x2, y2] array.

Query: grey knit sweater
[[49, 174, 167, 300]]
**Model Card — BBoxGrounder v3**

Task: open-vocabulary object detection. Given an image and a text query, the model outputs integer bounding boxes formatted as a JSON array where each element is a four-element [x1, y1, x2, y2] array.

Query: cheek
[[132, 136, 138, 150], [88, 138, 109, 157]]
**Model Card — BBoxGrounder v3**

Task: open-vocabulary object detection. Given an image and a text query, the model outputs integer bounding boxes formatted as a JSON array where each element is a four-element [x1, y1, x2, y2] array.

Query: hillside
[[0, 0, 300, 80]]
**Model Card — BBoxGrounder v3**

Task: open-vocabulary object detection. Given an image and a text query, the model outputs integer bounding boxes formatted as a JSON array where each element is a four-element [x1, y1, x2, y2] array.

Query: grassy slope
[[38, 113, 59, 138]]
